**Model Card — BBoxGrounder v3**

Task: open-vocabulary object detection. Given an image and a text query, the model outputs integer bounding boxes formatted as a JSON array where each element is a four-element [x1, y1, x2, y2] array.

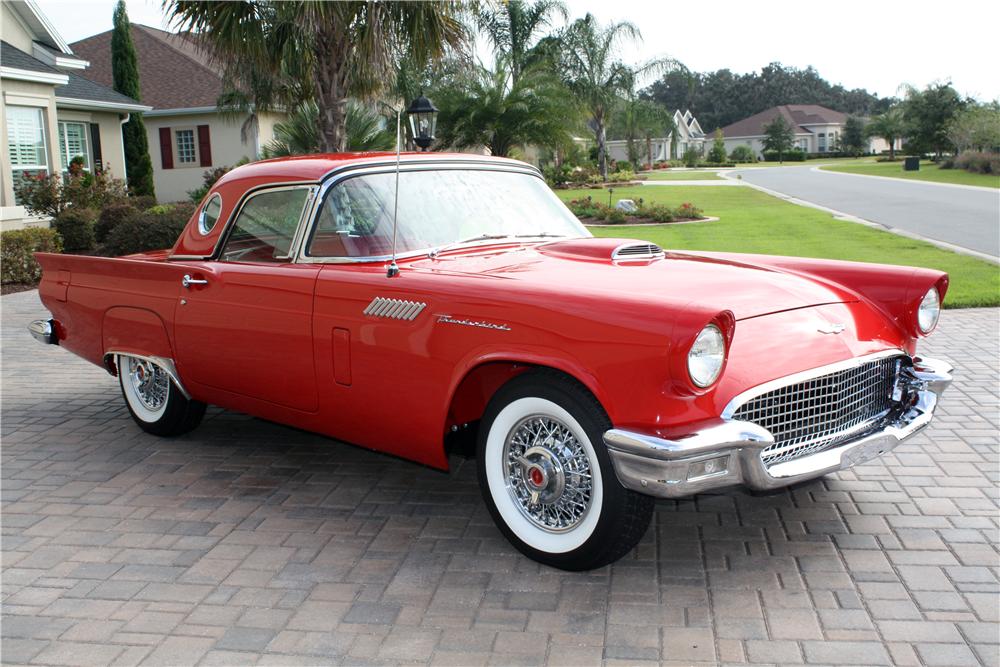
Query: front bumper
[[604, 356, 953, 498]]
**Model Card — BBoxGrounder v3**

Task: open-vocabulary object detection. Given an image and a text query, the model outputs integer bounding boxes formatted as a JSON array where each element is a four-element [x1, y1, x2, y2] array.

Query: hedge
[[1, 227, 62, 284], [762, 150, 806, 162], [53, 207, 97, 253]]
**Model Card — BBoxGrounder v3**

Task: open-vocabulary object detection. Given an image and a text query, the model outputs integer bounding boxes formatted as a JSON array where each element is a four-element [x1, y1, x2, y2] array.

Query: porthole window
[[198, 194, 222, 235]]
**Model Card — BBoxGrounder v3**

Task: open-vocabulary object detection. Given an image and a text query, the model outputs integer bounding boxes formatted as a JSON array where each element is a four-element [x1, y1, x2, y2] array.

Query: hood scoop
[[537, 237, 665, 263], [611, 242, 665, 262]]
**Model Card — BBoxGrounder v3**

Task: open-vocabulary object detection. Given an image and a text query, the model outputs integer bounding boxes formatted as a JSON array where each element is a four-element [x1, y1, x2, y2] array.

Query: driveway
[[734, 166, 1000, 259], [2, 289, 998, 666]]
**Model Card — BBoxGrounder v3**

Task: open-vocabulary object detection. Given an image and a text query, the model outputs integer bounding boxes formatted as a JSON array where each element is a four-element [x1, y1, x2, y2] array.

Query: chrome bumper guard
[[604, 356, 953, 498], [28, 319, 58, 345]]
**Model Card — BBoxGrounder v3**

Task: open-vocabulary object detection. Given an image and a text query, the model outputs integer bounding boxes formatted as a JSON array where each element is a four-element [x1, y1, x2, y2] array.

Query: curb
[[721, 172, 1000, 265], [811, 165, 1000, 192]]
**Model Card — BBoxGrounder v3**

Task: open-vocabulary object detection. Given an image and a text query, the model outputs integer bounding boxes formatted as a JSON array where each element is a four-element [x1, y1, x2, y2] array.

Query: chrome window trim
[[721, 348, 908, 420], [197, 192, 223, 236], [214, 183, 318, 264], [296, 162, 564, 265]]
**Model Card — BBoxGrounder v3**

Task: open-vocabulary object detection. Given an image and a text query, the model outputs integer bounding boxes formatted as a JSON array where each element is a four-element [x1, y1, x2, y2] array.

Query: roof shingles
[[718, 105, 848, 138], [70, 25, 223, 110]]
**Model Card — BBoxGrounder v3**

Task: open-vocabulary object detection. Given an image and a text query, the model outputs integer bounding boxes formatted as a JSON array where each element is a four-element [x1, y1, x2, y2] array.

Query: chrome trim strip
[[363, 297, 426, 321], [103, 351, 191, 399], [720, 349, 907, 419]]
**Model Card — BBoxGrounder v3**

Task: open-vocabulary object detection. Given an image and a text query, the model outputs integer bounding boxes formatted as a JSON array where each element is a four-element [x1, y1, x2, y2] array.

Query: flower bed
[[566, 198, 704, 224]]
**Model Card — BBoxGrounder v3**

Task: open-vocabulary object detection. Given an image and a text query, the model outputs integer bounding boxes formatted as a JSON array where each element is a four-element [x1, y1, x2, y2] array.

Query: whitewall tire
[[477, 369, 654, 570], [117, 355, 205, 437]]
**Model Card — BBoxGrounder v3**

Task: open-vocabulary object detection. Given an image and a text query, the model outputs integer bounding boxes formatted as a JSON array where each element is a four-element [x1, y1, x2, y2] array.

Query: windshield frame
[[295, 161, 589, 265]]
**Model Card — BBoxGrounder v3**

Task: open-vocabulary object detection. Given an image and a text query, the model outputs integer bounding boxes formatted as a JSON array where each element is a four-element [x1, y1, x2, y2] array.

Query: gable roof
[[718, 105, 848, 138], [5, 0, 73, 54], [70, 24, 223, 110], [1, 39, 63, 75]]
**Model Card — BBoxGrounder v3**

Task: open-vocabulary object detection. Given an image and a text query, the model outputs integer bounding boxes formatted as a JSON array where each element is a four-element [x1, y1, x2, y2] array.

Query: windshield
[[305, 168, 588, 259]]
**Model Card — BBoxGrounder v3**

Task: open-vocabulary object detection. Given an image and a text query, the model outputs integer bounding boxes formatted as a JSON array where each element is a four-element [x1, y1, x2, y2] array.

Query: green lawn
[[557, 185, 999, 308], [821, 160, 1000, 188], [643, 170, 724, 181]]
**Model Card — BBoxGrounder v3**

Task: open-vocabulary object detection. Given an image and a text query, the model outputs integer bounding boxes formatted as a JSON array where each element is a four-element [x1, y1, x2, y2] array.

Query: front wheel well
[[443, 362, 606, 440]]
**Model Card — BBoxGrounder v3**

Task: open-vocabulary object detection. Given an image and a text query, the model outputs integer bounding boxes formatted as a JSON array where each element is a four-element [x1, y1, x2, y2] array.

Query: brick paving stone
[[2, 290, 998, 666]]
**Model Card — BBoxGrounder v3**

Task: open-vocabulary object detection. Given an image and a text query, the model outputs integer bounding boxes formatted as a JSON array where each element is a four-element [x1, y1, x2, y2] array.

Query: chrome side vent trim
[[611, 242, 665, 261], [363, 297, 426, 321]]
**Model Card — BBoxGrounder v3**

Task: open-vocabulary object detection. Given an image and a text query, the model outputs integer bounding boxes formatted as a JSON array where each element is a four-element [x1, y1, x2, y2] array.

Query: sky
[[35, 0, 1000, 102]]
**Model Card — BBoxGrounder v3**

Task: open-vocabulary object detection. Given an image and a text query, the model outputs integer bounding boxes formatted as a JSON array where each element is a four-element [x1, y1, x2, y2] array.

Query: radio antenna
[[387, 106, 402, 278]]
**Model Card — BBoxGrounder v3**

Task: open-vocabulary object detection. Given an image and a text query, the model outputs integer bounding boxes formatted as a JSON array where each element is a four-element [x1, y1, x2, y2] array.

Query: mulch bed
[[578, 216, 709, 226], [2, 283, 37, 296]]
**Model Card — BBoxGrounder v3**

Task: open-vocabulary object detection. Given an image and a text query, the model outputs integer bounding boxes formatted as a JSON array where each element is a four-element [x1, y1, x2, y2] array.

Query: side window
[[198, 193, 222, 235], [220, 188, 311, 263]]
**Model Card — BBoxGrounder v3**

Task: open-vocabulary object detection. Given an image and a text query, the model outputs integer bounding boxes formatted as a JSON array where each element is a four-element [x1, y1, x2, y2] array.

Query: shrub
[[53, 208, 97, 253], [102, 203, 195, 256], [682, 148, 702, 168], [954, 151, 998, 174], [1, 227, 62, 284], [130, 194, 158, 211], [95, 201, 139, 243], [703, 162, 736, 168], [14, 169, 128, 217], [729, 145, 757, 163], [762, 149, 806, 162]]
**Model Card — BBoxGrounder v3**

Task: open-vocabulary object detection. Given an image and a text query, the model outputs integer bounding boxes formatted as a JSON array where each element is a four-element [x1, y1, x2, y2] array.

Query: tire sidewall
[[477, 374, 631, 569], [119, 355, 170, 424]]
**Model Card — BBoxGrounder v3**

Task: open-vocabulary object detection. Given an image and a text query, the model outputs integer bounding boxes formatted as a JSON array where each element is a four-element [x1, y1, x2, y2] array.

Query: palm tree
[[867, 107, 905, 160], [262, 100, 396, 157], [477, 0, 566, 83], [434, 57, 577, 158], [559, 14, 677, 180], [166, 1, 467, 152]]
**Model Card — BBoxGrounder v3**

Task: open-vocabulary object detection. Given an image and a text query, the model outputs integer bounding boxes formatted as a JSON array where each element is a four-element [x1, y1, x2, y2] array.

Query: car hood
[[408, 237, 858, 320]]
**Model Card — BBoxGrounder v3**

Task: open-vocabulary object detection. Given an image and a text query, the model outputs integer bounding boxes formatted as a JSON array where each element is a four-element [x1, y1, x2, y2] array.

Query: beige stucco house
[[715, 105, 898, 158], [71, 25, 283, 203], [606, 110, 707, 164], [1, 0, 149, 230]]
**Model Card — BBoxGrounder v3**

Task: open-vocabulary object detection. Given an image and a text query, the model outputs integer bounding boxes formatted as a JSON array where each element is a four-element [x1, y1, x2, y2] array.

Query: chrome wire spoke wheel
[[503, 415, 594, 533], [126, 357, 169, 411]]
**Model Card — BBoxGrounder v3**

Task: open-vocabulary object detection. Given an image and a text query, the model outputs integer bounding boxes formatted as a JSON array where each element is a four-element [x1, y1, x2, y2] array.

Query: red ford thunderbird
[[30, 153, 952, 570]]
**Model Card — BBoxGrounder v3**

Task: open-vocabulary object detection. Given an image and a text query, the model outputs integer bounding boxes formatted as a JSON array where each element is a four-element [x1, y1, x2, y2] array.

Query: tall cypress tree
[[111, 0, 155, 197]]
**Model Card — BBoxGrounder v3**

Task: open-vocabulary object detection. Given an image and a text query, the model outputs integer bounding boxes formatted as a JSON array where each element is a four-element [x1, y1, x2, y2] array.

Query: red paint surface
[[34, 154, 947, 471]]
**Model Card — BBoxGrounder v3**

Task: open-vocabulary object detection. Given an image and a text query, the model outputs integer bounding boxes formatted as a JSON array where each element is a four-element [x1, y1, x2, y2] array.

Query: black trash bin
[[903, 156, 920, 171]]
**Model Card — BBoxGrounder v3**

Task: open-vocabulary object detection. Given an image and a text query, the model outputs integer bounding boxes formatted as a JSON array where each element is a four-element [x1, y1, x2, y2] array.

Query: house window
[[6, 106, 49, 203], [175, 129, 197, 164], [818, 133, 827, 152], [58, 121, 90, 173]]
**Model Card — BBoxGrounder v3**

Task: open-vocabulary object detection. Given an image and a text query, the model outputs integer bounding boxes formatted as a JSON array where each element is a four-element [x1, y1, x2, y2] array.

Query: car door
[[174, 185, 321, 412]]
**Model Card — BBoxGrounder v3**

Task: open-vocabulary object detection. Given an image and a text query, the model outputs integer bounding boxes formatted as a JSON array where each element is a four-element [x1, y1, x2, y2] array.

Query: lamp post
[[406, 93, 438, 151]]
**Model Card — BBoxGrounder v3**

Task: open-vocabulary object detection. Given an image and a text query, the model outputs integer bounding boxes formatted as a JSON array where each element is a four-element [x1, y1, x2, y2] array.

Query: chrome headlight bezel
[[917, 287, 940, 334], [687, 324, 726, 388]]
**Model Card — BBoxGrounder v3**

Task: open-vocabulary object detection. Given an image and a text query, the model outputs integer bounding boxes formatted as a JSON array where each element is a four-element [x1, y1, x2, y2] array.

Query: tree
[[707, 128, 727, 163], [559, 14, 677, 180], [476, 0, 566, 84], [111, 0, 154, 197], [947, 103, 1000, 154], [900, 82, 964, 157], [840, 115, 867, 156], [166, 1, 467, 153], [761, 115, 794, 161], [866, 107, 905, 159], [433, 57, 576, 158], [261, 100, 395, 157]]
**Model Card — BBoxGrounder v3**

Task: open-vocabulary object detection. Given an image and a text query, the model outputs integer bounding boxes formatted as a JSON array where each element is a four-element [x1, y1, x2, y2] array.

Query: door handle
[[182, 274, 208, 288]]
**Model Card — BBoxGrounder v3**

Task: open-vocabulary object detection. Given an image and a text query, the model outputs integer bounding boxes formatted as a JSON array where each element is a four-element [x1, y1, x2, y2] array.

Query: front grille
[[732, 355, 902, 467]]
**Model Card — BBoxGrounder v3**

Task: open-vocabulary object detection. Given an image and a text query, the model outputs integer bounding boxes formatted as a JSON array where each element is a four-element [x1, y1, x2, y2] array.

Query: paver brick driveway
[[2, 289, 998, 666]]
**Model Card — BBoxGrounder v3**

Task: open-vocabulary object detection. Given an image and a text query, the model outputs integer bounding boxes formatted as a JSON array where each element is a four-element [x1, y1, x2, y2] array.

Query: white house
[[1, 0, 149, 230], [606, 110, 706, 165], [71, 25, 284, 202], [714, 105, 897, 159]]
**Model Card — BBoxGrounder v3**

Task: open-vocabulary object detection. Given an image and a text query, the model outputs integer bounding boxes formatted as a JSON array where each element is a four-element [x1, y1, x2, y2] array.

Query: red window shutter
[[197, 125, 212, 167], [158, 127, 173, 169]]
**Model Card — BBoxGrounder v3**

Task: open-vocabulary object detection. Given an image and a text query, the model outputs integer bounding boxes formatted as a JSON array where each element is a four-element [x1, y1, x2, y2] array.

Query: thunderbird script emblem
[[817, 322, 846, 335]]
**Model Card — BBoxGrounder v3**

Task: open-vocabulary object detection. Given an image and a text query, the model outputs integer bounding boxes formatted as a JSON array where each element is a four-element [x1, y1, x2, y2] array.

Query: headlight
[[917, 287, 940, 333], [688, 324, 725, 387]]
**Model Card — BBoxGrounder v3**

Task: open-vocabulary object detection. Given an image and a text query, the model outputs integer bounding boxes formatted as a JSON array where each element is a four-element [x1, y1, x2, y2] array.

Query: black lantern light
[[405, 93, 438, 151]]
